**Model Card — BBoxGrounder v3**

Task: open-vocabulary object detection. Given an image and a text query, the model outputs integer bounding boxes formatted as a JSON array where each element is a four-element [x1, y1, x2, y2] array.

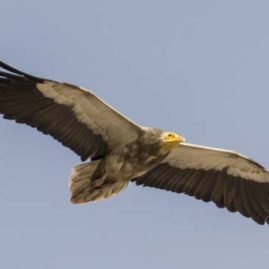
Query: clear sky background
[[0, 1, 268, 268]]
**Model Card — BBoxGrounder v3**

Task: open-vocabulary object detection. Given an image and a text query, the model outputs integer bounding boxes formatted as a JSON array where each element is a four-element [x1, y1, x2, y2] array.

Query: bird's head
[[161, 132, 185, 152]]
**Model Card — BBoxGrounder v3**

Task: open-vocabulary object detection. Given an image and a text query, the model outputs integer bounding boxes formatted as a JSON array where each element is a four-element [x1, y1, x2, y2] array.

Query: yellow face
[[161, 132, 185, 152]]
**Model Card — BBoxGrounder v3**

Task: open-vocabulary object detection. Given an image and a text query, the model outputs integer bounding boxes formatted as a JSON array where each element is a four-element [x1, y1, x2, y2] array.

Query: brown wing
[[133, 143, 269, 225], [0, 61, 142, 161]]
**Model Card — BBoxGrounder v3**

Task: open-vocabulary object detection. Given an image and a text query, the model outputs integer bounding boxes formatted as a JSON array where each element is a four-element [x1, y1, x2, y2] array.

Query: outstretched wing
[[133, 143, 269, 225], [0, 61, 142, 161]]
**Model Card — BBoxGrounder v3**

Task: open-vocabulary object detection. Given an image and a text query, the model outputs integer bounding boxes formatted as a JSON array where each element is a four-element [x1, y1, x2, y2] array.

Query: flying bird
[[0, 61, 268, 225]]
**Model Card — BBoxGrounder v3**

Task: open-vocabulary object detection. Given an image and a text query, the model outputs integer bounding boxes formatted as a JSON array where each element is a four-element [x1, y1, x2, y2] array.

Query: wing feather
[[0, 61, 142, 160], [133, 143, 269, 224]]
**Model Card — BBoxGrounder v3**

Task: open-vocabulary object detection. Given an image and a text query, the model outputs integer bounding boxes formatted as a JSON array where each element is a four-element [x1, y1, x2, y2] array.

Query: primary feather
[[0, 61, 141, 160], [133, 143, 269, 225]]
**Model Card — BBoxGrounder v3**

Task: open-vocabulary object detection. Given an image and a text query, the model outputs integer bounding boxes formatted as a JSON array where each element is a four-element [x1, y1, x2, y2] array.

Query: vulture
[[0, 61, 268, 225]]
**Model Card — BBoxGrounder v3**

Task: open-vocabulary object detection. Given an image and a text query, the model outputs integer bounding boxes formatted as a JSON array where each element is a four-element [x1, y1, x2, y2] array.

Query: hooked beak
[[176, 135, 186, 143]]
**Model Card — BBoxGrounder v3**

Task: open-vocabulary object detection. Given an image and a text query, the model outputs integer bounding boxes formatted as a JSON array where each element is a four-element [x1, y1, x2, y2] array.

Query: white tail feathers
[[69, 161, 128, 204]]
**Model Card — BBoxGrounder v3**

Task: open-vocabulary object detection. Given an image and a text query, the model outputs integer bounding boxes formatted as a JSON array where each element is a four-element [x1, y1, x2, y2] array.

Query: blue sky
[[0, 1, 268, 268]]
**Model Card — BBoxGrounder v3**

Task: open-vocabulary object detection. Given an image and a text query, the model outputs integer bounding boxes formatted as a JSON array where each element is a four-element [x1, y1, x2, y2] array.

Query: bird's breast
[[113, 141, 166, 179], [103, 140, 166, 181]]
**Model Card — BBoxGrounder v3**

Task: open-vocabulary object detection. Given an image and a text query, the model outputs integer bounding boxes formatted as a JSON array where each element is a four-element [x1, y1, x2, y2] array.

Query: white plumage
[[166, 143, 269, 183]]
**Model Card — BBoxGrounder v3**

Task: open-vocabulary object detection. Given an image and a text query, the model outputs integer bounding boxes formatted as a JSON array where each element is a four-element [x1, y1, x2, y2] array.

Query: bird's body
[[0, 60, 269, 225], [71, 128, 179, 202]]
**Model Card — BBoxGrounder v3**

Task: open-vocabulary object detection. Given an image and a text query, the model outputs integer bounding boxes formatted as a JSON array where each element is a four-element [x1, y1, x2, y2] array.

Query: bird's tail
[[69, 161, 128, 204]]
